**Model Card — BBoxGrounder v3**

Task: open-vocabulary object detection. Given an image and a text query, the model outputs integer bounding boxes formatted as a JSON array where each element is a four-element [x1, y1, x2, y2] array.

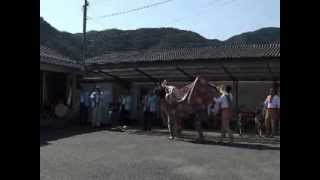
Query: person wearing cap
[[214, 85, 234, 143], [264, 88, 280, 138]]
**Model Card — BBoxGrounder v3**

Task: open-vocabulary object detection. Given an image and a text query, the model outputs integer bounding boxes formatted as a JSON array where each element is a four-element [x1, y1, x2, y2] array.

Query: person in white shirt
[[214, 85, 234, 143], [264, 88, 280, 138], [89, 87, 103, 128]]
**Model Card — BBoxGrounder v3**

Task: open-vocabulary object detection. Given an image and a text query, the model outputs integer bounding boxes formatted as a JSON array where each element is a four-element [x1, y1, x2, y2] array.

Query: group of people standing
[[213, 85, 280, 143], [80, 86, 104, 128], [80, 86, 132, 129], [79, 84, 280, 143], [81, 87, 159, 131]]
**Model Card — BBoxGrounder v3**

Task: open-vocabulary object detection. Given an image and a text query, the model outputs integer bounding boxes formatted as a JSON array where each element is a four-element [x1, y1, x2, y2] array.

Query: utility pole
[[82, 0, 89, 66]]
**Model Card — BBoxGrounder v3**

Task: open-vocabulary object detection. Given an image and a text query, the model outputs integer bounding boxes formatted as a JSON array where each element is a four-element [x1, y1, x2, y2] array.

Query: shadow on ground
[[128, 129, 280, 151], [40, 125, 144, 147], [40, 125, 112, 147], [40, 126, 280, 151], [188, 140, 280, 150]]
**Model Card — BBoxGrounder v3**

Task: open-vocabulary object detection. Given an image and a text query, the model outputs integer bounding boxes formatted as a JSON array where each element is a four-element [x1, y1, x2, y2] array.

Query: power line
[[92, 0, 175, 19], [87, 0, 238, 31], [87, 16, 106, 29]]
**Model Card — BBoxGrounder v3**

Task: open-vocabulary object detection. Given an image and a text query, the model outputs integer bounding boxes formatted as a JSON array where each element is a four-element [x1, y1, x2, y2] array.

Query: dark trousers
[[144, 111, 155, 131], [80, 104, 88, 125]]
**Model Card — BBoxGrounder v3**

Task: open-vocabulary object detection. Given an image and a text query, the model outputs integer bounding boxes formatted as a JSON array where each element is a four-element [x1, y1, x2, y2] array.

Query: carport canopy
[[82, 43, 280, 85]]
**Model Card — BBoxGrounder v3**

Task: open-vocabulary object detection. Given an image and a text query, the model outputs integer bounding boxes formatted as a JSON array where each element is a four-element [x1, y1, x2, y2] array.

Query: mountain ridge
[[40, 17, 280, 60]]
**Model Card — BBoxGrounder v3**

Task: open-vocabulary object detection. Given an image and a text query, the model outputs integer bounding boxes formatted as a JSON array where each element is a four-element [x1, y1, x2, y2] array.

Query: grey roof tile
[[86, 43, 280, 65], [40, 45, 82, 69]]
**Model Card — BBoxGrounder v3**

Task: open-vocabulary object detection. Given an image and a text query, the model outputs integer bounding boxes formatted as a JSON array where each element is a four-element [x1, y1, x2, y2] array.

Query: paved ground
[[40, 127, 280, 180]]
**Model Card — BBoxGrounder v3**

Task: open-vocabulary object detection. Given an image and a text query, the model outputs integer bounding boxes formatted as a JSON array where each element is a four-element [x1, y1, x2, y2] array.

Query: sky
[[40, 0, 280, 41]]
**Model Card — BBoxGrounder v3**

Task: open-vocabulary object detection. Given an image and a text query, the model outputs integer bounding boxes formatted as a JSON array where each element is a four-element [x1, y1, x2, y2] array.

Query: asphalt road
[[40, 128, 280, 180]]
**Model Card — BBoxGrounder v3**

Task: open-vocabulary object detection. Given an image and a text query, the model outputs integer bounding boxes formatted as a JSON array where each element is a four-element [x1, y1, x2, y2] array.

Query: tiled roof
[[86, 43, 280, 65], [40, 45, 82, 69]]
